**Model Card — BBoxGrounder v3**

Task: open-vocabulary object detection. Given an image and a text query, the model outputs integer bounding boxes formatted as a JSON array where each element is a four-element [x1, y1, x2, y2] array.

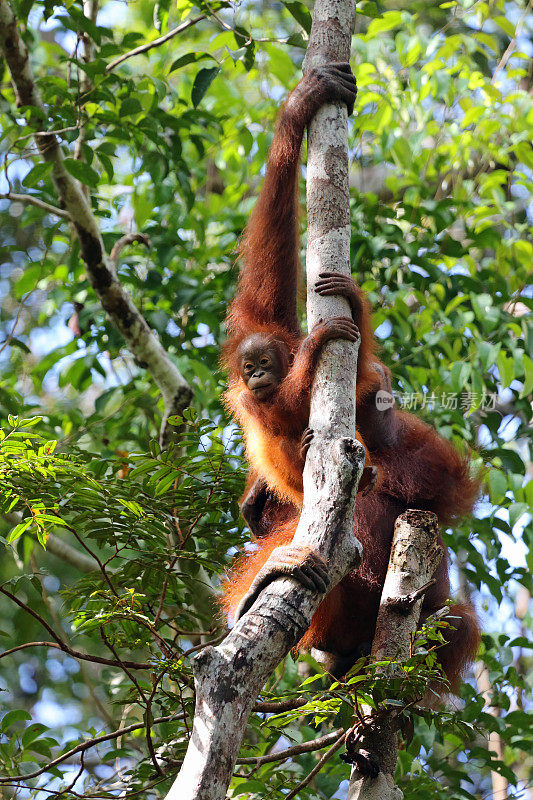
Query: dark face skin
[[239, 335, 286, 400]]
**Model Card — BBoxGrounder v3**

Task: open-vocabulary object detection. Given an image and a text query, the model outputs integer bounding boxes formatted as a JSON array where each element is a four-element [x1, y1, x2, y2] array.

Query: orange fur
[[221, 74, 380, 508], [226, 382, 372, 507], [221, 69, 481, 692], [225, 382, 306, 505], [223, 434, 481, 690]]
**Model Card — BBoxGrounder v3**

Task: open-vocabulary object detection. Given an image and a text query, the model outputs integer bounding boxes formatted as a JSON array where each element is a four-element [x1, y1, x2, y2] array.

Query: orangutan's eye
[[260, 358, 270, 367]]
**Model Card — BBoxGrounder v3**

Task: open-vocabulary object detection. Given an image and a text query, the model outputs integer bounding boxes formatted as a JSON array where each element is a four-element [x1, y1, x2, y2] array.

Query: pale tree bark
[[304, 0, 358, 438], [347, 510, 442, 800], [0, 1, 192, 444], [0, 1, 209, 627], [457, 557, 509, 800], [163, 0, 361, 798], [475, 664, 508, 800], [0, 2, 219, 627]]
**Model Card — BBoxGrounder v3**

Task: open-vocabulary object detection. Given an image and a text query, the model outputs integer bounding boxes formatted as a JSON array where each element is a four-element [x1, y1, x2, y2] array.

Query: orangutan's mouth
[[252, 383, 274, 397]]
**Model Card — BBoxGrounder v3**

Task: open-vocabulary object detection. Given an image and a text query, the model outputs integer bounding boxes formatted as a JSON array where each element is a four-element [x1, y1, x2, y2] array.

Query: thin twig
[[175, 678, 191, 738], [284, 731, 347, 800], [30, 558, 117, 728], [0, 0, 193, 427], [0, 192, 70, 219], [0, 254, 45, 355], [0, 714, 183, 784], [181, 631, 227, 657], [62, 519, 119, 597], [144, 665, 171, 776], [105, 16, 206, 72], [0, 588, 151, 669], [492, 0, 531, 84], [63, 749, 85, 794], [99, 627, 149, 704], [100, 611, 175, 658], [386, 577, 437, 611], [110, 232, 151, 265], [0, 641, 68, 659], [253, 697, 307, 713], [152, 553, 180, 627], [74, 0, 99, 166], [236, 728, 344, 765]]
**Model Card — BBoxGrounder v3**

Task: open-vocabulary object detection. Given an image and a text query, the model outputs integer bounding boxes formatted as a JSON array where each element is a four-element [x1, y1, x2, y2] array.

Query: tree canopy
[[0, 0, 531, 798]]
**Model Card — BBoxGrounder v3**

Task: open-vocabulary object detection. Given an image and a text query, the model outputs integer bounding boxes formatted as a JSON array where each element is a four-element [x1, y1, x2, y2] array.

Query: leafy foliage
[[0, 0, 531, 797]]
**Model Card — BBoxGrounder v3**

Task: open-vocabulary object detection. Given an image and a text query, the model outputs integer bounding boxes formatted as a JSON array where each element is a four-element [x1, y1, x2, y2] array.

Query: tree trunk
[[348, 510, 442, 800], [163, 0, 360, 797]]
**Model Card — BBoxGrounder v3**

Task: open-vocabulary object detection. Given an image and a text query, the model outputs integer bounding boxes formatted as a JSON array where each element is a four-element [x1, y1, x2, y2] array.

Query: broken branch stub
[[347, 509, 442, 800]]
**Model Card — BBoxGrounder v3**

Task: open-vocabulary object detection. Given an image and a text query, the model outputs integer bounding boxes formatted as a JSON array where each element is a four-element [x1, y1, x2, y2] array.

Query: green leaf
[[63, 158, 100, 188], [18, 0, 36, 22], [450, 362, 472, 393], [57, 7, 109, 43], [509, 502, 528, 530], [191, 67, 220, 107], [281, 1, 312, 33], [496, 352, 514, 390], [120, 97, 142, 116], [7, 518, 33, 544], [493, 15, 515, 37], [22, 723, 48, 747], [509, 636, 532, 648], [22, 162, 53, 188], [169, 52, 213, 72], [356, 1, 381, 17], [7, 337, 31, 354], [475, 31, 498, 53], [488, 470, 507, 504], [520, 355, 533, 399], [285, 32, 307, 48], [18, 417, 43, 428], [368, 11, 402, 36], [1, 710, 32, 730]]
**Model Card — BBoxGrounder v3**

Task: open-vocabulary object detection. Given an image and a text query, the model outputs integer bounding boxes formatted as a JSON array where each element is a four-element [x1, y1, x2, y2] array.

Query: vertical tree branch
[[163, 1, 360, 798], [347, 510, 442, 800], [304, 0, 357, 396]]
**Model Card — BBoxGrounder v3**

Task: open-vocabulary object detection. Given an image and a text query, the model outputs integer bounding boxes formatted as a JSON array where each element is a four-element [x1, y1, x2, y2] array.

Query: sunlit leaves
[[0, 0, 531, 796], [169, 51, 214, 72], [367, 9, 403, 36]]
